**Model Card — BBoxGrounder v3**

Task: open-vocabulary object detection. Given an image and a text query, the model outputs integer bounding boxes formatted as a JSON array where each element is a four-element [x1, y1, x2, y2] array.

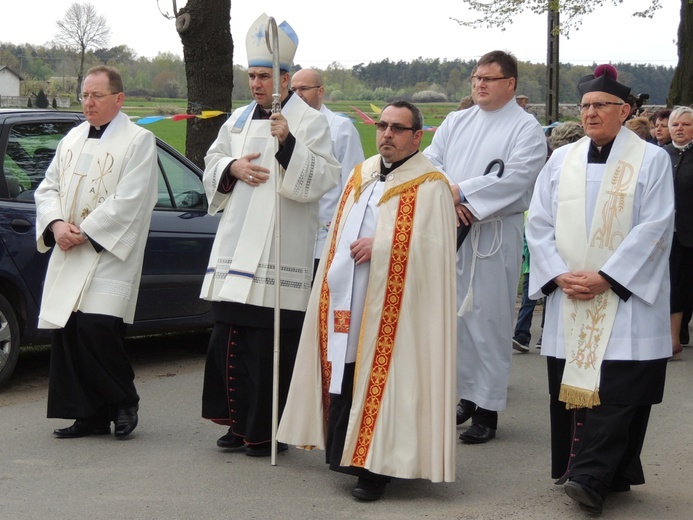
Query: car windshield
[[3, 121, 76, 200]]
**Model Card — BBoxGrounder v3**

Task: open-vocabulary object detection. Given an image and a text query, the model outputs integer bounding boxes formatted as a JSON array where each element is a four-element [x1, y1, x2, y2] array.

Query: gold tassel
[[378, 171, 448, 205], [559, 384, 601, 410]]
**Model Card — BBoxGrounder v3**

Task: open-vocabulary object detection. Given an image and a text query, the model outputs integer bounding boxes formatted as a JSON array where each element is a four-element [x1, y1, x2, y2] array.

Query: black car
[[0, 109, 219, 386]]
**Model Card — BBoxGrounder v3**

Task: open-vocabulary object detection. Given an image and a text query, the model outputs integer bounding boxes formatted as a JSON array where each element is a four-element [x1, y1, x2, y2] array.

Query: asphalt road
[[1, 316, 691, 520]]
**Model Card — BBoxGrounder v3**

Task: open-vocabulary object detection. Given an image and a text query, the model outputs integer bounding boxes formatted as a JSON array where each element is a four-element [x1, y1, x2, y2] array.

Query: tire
[[0, 293, 20, 388]]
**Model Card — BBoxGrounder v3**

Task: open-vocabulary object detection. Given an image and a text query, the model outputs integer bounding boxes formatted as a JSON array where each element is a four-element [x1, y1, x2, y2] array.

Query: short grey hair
[[549, 121, 585, 150], [669, 106, 693, 126]]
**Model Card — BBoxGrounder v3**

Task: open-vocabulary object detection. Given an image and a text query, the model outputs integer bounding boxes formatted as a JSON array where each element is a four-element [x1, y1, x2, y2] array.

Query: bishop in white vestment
[[199, 14, 340, 456]]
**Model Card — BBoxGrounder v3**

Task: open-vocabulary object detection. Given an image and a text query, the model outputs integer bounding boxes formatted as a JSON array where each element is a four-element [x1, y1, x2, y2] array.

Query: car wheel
[[0, 294, 20, 388]]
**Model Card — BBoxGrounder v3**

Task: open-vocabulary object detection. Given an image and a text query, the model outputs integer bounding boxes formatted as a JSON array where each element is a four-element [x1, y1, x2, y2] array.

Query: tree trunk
[[176, 0, 233, 169], [545, 7, 560, 124], [668, 0, 693, 107]]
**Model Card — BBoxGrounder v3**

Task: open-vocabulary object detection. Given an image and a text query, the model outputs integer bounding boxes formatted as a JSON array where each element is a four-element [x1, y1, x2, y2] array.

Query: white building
[[0, 66, 23, 97]]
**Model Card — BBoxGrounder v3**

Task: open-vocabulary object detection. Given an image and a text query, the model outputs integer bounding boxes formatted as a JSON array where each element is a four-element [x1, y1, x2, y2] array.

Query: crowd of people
[[33, 11, 689, 516]]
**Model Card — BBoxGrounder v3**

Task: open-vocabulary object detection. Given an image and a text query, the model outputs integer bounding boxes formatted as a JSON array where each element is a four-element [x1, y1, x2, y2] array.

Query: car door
[[133, 139, 218, 327], [0, 111, 218, 343], [0, 114, 82, 344]]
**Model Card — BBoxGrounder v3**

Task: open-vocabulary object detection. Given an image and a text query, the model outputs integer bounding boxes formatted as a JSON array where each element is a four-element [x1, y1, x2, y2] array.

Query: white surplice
[[314, 104, 365, 259], [35, 111, 158, 328], [278, 153, 458, 482], [526, 128, 674, 362], [423, 100, 547, 411], [199, 94, 340, 312]]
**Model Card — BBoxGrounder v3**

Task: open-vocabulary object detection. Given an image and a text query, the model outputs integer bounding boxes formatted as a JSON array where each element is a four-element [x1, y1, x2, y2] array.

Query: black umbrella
[[456, 159, 505, 250]]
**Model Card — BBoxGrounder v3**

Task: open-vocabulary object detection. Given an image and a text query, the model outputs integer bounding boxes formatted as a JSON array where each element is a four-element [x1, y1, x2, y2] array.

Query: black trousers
[[325, 363, 391, 483], [47, 311, 138, 421], [201, 320, 300, 445], [547, 356, 666, 498]]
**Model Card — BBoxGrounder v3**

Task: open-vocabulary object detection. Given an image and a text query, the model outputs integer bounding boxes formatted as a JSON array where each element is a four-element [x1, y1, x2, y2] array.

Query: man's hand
[[269, 112, 290, 144], [455, 204, 475, 227], [52, 221, 86, 252], [350, 237, 373, 266], [230, 153, 270, 186], [555, 271, 611, 300], [449, 184, 475, 227]]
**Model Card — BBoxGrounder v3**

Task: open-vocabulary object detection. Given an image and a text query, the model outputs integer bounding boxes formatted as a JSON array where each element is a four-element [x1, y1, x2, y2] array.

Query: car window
[[156, 146, 207, 211], [3, 121, 76, 201]]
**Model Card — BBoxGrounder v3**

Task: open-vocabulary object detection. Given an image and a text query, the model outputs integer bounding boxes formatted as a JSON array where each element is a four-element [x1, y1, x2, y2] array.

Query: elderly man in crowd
[[526, 64, 674, 515]]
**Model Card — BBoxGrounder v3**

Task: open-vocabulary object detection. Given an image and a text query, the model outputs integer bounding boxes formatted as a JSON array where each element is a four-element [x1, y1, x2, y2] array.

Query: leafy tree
[[54, 2, 110, 100], [453, 0, 693, 107], [668, 0, 693, 105]]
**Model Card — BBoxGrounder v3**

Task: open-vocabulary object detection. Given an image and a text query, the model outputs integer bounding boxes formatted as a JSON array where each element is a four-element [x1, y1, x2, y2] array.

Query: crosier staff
[[265, 15, 282, 467]]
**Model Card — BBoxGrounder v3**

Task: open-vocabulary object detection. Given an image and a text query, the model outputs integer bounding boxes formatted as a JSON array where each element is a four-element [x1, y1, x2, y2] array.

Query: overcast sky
[[0, 0, 681, 68]]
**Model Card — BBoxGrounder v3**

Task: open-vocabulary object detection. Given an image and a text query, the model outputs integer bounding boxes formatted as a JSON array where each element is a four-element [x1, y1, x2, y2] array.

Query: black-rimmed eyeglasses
[[578, 101, 625, 112], [374, 121, 416, 134]]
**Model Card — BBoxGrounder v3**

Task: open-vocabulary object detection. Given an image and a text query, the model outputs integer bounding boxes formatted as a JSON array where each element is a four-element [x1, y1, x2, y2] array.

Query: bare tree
[[54, 2, 110, 100], [159, 0, 233, 168]]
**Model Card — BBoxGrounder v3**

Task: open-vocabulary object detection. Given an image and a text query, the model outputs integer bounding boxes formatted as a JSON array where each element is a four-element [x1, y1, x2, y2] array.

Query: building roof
[[0, 66, 24, 81]]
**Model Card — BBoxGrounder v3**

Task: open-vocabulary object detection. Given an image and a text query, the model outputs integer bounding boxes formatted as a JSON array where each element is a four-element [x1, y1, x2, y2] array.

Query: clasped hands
[[555, 271, 611, 300], [52, 221, 86, 252]]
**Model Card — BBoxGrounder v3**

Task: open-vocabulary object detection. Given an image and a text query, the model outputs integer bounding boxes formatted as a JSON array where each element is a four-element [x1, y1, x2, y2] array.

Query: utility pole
[[546, 6, 560, 124]]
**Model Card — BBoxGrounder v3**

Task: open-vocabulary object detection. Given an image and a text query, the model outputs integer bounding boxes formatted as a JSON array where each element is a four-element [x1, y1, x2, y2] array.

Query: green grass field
[[122, 98, 455, 157]]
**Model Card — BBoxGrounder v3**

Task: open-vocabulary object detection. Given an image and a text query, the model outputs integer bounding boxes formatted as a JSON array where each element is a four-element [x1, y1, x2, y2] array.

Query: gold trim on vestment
[[350, 185, 418, 467]]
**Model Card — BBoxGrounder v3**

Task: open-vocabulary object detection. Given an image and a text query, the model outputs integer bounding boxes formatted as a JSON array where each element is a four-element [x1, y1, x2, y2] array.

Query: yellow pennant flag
[[370, 103, 382, 114], [199, 110, 226, 119]]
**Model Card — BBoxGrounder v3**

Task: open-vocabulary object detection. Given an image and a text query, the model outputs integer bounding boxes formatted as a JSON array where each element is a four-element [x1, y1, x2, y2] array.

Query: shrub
[[411, 90, 448, 103]]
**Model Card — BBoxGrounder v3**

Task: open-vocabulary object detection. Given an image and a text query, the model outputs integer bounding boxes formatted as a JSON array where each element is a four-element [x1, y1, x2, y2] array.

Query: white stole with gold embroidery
[[325, 174, 378, 393], [555, 132, 645, 409]]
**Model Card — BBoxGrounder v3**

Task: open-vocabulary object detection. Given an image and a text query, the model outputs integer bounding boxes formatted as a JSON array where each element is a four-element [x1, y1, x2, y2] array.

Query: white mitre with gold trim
[[246, 13, 298, 71]]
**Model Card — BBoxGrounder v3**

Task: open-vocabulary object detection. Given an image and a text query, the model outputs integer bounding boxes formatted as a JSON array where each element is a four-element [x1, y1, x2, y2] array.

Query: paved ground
[[1, 314, 691, 520]]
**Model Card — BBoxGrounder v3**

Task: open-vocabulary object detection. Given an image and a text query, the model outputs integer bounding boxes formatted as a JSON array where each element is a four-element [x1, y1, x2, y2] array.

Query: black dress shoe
[[245, 441, 288, 457], [217, 428, 246, 450], [351, 477, 387, 501], [564, 480, 604, 515], [459, 422, 496, 444], [456, 399, 476, 426], [114, 405, 139, 438], [53, 420, 111, 439]]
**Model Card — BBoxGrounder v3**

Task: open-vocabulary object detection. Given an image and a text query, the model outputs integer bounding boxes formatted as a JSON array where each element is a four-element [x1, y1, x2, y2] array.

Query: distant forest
[[0, 42, 676, 105]]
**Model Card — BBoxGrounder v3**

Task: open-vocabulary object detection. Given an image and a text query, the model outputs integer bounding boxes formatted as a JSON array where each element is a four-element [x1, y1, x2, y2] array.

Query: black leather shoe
[[564, 480, 604, 515], [114, 405, 139, 438], [351, 477, 387, 501], [53, 420, 111, 439], [217, 428, 246, 450], [245, 441, 288, 457], [459, 422, 496, 444], [456, 399, 476, 426]]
